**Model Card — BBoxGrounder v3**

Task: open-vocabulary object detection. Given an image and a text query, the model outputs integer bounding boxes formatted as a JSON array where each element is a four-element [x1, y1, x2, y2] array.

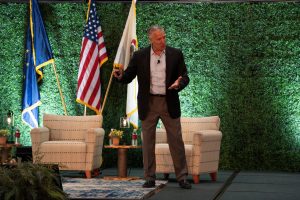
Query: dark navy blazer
[[119, 45, 189, 120]]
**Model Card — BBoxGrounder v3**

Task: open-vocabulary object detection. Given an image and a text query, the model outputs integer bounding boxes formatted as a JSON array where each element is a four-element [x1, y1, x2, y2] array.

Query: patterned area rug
[[62, 177, 167, 199]]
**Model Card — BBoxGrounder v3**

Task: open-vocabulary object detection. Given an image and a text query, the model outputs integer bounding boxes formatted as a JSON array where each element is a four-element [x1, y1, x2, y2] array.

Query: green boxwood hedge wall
[[0, 2, 299, 171]]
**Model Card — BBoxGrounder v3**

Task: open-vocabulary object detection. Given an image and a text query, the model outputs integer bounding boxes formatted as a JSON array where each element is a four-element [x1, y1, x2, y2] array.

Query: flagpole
[[100, 69, 114, 115], [52, 63, 68, 115]]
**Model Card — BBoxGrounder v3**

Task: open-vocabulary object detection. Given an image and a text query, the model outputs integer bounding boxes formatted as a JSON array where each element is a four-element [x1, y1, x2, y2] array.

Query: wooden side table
[[104, 145, 141, 179], [0, 143, 22, 163]]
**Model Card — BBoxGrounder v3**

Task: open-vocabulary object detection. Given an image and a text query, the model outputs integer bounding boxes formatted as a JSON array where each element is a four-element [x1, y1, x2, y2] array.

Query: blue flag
[[22, 0, 54, 128]]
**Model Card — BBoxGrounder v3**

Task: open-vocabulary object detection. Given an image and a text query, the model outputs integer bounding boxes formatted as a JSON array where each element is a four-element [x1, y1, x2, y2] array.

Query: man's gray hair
[[147, 25, 165, 38]]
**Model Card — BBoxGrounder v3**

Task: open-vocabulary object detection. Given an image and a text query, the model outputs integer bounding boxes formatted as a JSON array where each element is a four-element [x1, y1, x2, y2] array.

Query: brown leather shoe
[[178, 179, 192, 189], [142, 180, 156, 188]]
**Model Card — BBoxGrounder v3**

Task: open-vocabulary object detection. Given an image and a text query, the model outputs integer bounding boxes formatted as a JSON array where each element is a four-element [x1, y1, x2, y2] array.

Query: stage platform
[[60, 168, 300, 200]]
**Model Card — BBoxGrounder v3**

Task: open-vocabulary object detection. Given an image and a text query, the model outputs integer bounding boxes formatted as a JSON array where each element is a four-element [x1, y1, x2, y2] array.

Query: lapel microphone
[[157, 59, 160, 64]]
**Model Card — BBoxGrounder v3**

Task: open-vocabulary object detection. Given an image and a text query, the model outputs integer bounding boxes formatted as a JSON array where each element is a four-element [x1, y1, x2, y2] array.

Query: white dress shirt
[[150, 48, 166, 95]]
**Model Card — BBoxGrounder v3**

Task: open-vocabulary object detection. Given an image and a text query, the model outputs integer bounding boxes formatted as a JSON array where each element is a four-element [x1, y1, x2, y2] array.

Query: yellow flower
[[109, 129, 123, 138], [0, 129, 9, 137]]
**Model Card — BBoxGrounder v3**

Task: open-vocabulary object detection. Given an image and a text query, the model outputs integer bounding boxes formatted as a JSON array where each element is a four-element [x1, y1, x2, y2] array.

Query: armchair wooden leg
[[92, 168, 100, 177], [193, 175, 200, 184], [85, 170, 92, 178], [209, 172, 217, 181], [163, 173, 169, 180]]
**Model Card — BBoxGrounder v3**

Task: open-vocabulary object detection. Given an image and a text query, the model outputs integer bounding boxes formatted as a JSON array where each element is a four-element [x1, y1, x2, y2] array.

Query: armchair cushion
[[181, 116, 220, 131], [43, 114, 103, 141], [40, 141, 87, 170]]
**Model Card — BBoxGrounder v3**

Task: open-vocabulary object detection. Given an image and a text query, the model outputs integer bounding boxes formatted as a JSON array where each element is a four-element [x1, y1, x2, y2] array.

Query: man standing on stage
[[114, 25, 191, 189]]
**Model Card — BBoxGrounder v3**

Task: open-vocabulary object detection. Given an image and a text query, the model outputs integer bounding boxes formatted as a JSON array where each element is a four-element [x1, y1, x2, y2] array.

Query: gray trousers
[[141, 95, 188, 181]]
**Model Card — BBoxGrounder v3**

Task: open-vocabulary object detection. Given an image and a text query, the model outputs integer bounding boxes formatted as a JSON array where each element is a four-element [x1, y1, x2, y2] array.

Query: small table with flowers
[[104, 145, 142, 180], [0, 143, 22, 163]]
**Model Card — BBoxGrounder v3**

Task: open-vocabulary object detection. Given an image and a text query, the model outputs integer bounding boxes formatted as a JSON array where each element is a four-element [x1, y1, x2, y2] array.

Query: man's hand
[[113, 67, 124, 80], [168, 76, 182, 90]]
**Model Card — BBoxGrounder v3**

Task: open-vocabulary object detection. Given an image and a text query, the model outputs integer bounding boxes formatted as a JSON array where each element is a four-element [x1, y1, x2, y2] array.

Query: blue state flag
[[22, 0, 54, 128]]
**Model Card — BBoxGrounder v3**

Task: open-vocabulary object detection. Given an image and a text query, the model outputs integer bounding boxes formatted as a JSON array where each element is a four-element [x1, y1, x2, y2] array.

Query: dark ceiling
[[0, 0, 297, 4]]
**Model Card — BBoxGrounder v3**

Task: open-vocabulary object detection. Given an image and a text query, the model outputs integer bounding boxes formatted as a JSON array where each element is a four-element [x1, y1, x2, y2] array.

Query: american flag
[[76, 0, 108, 114]]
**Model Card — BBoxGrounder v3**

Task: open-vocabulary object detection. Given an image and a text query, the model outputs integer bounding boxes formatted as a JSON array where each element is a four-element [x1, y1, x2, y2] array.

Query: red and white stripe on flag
[[76, 0, 108, 114]]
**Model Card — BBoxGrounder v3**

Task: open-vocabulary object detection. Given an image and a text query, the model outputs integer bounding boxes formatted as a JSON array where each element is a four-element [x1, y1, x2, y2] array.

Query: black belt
[[150, 93, 166, 97]]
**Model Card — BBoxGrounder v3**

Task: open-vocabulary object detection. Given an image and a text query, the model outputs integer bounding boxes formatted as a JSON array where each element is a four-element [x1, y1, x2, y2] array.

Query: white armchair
[[30, 114, 105, 178], [155, 116, 222, 183]]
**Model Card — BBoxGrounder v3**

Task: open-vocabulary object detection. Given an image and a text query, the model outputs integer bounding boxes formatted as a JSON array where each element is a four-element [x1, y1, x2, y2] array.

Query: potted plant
[[109, 129, 123, 145], [0, 129, 9, 145], [0, 162, 68, 200]]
